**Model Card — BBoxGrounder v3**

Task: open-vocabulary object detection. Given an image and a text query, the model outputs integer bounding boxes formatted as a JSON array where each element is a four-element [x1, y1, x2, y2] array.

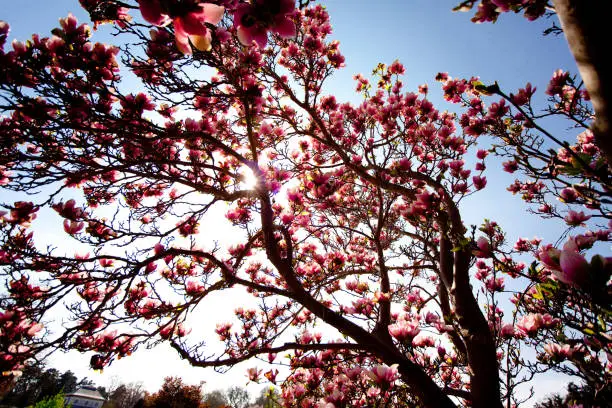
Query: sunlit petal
[[191, 32, 213, 52], [198, 4, 225, 25]]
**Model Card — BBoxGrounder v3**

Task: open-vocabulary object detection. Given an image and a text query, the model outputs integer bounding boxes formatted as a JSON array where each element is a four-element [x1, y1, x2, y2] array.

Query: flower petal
[[197, 4, 225, 25], [233, 4, 251, 29], [178, 14, 207, 36], [138, 0, 167, 26], [558, 250, 589, 286], [252, 28, 268, 48], [279, 0, 296, 14], [237, 26, 268, 48], [191, 32, 213, 52], [236, 26, 253, 46], [272, 17, 296, 38], [173, 23, 192, 55]]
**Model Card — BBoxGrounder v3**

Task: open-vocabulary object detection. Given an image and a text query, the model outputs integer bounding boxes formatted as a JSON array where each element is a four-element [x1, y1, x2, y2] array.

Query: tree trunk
[[553, 0, 612, 164], [449, 244, 504, 408]]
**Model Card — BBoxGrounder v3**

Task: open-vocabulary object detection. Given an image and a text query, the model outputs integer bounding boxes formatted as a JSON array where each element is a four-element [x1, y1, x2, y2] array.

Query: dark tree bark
[[553, 0, 612, 164]]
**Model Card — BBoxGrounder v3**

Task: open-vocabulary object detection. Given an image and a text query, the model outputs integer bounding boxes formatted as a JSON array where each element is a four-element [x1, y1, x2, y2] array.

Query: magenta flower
[[388, 319, 420, 342], [537, 244, 561, 270], [556, 250, 590, 286], [538, 240, 592, 287], [63, 219, 85, 235], [516, 313, 543, 336], [138, 0, 169, 26], [564, 210, 591, 226], [544, 342, 572, 360], [559, 187, 577, 203], [366, 364, 398, 385], [474, 236, 492, 258], [500, 323, 515, 338], [138, 1, 225, 54], [233, 0, 296, 48], [502, 160, 518, 173], [472, 175, 487, 190]]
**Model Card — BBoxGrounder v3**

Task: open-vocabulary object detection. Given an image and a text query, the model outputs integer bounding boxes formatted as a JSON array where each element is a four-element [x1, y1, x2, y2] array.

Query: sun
[[239, 166, 258, 190]]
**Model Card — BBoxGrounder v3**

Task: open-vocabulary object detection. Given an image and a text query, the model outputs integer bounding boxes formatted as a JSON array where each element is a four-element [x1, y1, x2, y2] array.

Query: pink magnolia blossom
[[538, 241, 591, 287], [474, 236, 492, 258], [100, 259, 114, 267], [412, 334, 435, 348], [366, 364, 398, 385], [544, 342, 572, 360], [138, 1, 225, 54], [559, 187, 578, 202], [472, 175, 487, 190], [185, 280, 205, 295], [485, 276, 505, 292], [541, 313, 560, 328], [366, 387, 381, 398], [556, 250, 590, 286], [516, 313, 543, 336], [138, 0, 169, 26], [424, 311, 439, 324], [502, 160, 518, 173], [388, 318, 420, 342], [500, 323, 515, 338], [233, 0, 296, 48], [63, 219, 84, 235], [153, 242, 165, 254], [564, 210, 591, 226], [52, 199, 84, 220], [537, 244, 561, 270]]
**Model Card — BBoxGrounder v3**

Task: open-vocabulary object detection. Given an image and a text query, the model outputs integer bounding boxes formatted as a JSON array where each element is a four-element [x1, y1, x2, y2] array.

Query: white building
[[64, 386, 106, 408]]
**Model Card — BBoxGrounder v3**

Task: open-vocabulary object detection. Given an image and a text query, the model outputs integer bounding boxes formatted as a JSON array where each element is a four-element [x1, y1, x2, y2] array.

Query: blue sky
[[1, 0, 589, 403]]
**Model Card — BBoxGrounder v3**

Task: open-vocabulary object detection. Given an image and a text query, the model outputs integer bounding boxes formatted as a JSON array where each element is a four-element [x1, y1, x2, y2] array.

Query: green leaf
[[528, 261, 539, 277], [583, 327, 595, 336], [598, 315, 607, 331], [472, 81, 499, 96]]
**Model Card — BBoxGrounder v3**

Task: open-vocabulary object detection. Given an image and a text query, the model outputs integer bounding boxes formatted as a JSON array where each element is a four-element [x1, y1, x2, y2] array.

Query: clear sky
[[1, 0, 586, 404]]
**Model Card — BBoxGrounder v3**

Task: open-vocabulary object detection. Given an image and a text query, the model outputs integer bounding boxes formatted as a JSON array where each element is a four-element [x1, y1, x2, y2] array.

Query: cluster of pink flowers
[[515, 313, 560, 337], [138, 0, 225, 54], [543, 342, 573, 361], [233, 0, 296, 47], [177, 216, 200, 236], [159, 322, 188, 339], [0, 307, 43, 375], [537, 234, 611, 287], [459, 0, 548, 23], [366, 364, 399, 385], [136, 0, 298, 53], [4, 201, 38, 225]]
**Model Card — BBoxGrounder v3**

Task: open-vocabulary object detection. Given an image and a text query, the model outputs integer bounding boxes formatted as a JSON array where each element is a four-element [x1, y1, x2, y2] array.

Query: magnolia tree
[[0, 1, 610, 408]]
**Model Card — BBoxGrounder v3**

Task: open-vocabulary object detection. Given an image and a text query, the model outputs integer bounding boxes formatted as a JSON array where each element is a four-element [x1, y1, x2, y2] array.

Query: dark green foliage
[[31, 392, 69, 408], [2, 363, 86, 407], [535, 382, 612, 408]]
